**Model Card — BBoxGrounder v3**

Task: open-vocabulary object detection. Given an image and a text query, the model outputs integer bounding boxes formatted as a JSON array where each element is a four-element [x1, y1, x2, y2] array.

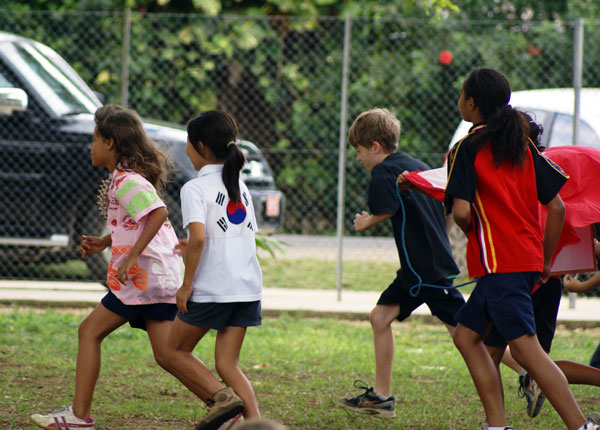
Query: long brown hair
[[94, 105, 172, 193]]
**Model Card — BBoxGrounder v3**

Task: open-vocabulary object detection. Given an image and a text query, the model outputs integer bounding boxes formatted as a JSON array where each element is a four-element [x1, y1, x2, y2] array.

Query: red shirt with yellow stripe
[[446, 125, 568, 278]]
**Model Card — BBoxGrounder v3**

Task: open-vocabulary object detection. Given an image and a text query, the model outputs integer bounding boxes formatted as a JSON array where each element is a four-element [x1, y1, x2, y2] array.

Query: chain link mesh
[[1, 11, 599, 287]]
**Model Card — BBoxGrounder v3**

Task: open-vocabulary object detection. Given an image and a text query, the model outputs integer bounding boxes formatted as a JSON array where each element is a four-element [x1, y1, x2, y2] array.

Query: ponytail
[[223, 143, 246, 203], [481, 105, 529, 167]]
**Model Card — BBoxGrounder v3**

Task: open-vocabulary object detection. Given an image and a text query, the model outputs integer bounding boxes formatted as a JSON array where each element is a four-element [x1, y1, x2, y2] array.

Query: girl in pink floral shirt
[[31, 105, 183, 430]]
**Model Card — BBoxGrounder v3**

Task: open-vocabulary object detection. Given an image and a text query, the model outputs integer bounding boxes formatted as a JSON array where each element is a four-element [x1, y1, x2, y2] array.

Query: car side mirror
[[0, 87, 28, 116]]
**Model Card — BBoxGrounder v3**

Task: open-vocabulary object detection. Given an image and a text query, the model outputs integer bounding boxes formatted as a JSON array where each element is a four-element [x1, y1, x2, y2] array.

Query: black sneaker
[[338, 380, 396, 418], [518, 374, 545, 418]]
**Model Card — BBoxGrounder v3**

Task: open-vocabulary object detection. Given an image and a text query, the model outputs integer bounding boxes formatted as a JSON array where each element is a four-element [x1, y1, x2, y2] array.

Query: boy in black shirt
[[338, 108, 465, 418]]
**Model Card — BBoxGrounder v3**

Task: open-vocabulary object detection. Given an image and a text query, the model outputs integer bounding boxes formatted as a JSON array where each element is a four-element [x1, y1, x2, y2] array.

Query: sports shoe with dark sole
[[338, 380, 396, 418], [589, 412, 600, 425], [196, 387, 244, 430], [518, 374, 545, 418], [217, 412, 243, 430]]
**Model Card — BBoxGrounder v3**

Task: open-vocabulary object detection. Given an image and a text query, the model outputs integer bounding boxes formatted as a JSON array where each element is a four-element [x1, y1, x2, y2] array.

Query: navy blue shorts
[[485, 277, 561, 351], [458, 272, 538, 347], [101, 291, 177, 331], [377, 276, 465, 326], [177, 301, 262, 331]]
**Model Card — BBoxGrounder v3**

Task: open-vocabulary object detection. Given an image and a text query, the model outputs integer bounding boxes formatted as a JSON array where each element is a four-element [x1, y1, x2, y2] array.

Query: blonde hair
[[348, 108, 400, 153]]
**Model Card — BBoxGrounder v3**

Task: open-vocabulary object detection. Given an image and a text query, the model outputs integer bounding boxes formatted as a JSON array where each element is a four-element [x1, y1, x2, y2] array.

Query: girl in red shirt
[[446, 68, 596, 430]]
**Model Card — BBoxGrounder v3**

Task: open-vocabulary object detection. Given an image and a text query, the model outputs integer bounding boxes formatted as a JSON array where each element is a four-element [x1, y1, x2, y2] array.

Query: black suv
[[0, 31, 284, 280]]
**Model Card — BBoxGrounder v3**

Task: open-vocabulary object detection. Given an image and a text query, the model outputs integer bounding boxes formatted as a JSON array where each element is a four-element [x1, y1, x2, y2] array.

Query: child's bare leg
[[453, 324, 507, 427], [556, 360, 600, 386], [164, 318, 225, 398], [73, 304, 126, 419], [369, 304, 400, 397], [509, 334, 586, 430], [145, 319, 213, 404], [215, 326, 260, 419], [499, 347, 522, 373]]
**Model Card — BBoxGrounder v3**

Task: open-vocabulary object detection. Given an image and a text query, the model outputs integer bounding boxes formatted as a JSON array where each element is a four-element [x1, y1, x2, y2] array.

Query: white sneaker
[[31, 406, 95, 430]]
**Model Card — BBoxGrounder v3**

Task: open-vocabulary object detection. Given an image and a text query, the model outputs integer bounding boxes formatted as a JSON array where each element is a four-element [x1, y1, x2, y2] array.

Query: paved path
[[0, 280, 598, 327]]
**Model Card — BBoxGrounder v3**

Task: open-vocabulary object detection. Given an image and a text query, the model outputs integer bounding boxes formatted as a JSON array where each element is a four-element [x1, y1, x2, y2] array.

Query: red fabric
[[402, 167, 447, 202], [541, 146, 600, 255], [403, 145, 600, 266]]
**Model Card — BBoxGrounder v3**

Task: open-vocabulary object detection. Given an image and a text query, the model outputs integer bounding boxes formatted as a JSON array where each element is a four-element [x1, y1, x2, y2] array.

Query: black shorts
[[377, 275, 465, 326], [484, 277, 561, 351], [101, 291, 177, 331], [462, 272, 538, 348], [177, 300, 262, 331]]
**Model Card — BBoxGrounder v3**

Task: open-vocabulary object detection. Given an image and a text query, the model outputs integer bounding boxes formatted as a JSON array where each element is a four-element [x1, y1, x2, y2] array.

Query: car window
[[3, 42, 97, 115], [548, 113, 600, 149], [0, 70, 12, 87], [519, 108, 548, 126]]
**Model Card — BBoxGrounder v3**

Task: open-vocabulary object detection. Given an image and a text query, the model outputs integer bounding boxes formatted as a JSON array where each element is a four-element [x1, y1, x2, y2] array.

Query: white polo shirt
[[180, 164, 262, 303]]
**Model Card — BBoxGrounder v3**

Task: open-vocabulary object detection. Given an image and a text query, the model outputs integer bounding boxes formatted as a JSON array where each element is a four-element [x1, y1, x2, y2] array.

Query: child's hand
[[563, 274, 584, 293], [176, 284, 193, 314], [174, 239, 188, 256], [353, 211, 371, 233], [80, 235, 108, 258], [396, 171, 413, 190], [116, 257, 137, 283]]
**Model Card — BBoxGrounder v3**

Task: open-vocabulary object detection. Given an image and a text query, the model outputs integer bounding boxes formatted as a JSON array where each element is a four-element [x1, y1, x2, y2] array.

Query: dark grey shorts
[[177, 300, 262, 330]]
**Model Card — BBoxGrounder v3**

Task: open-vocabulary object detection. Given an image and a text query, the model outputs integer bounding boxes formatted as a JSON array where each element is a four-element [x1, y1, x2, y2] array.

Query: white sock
[[518, 368, 527, 377], [488, 427, 508, 430]]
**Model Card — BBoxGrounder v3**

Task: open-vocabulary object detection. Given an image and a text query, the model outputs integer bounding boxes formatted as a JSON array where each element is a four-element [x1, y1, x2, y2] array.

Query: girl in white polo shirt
[[162, 110, 262, 430]]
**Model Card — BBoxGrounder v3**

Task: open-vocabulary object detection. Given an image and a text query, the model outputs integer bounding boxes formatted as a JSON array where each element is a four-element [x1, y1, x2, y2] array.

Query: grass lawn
[[1, 305, 598, 429]]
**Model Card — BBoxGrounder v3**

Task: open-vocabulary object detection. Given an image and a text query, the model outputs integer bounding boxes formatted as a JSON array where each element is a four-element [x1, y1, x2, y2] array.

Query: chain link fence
[[1, 10, 600, 289]]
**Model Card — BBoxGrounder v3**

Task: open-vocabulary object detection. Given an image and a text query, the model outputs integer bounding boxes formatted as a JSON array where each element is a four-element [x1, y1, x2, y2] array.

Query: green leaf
[[192, 0, 221, 16]]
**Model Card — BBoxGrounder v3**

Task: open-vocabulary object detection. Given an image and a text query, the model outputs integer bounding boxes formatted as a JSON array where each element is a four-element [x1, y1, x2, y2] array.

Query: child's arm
[[563, 239, 600, 293], [354, 211, 392, 232], [176, 222, 205, 314], [452, 197, 471, 235], [116, 207, 169, 282], [563, 273, 600, 293], [79, 234, 111, 258], [540, 194, 566, 283]]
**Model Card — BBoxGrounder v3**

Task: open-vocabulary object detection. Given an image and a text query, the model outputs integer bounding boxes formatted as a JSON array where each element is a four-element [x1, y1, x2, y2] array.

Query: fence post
[[335, 14, 352, 301], [121, 8, 131, 108], [569, 17, 584, 310]]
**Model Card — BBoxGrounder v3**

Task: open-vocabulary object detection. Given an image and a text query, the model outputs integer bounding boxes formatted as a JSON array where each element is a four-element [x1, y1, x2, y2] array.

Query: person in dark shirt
[[338, 108, 464, 419]]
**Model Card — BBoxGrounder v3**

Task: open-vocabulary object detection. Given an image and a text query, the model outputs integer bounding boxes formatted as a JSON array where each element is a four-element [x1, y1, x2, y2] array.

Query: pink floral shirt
[[105, 169, 183, 305]]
